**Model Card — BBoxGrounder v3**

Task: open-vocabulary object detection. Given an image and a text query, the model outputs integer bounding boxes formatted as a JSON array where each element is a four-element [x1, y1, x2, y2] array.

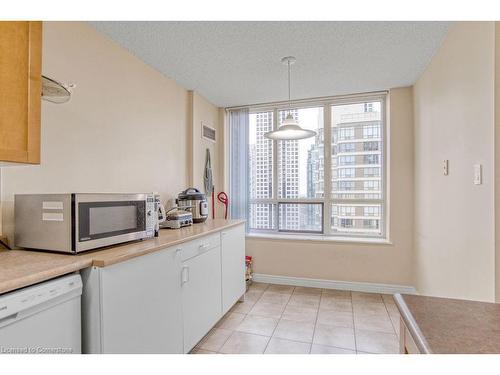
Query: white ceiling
[[90, 21, 451, 107]]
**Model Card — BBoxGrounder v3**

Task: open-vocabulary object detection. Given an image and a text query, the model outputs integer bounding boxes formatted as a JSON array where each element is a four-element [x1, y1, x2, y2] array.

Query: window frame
[[242, 92, 388, 240]]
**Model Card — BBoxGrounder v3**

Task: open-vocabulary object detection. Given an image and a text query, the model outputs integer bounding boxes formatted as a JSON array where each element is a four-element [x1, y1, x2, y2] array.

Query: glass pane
[[249, 111, 274, 199], [277, 107, 324, 199], [331, 203, 382, 236], [331, 101, 382, 200], [278, 203, 323, 233], [249, 204, 276, 230]]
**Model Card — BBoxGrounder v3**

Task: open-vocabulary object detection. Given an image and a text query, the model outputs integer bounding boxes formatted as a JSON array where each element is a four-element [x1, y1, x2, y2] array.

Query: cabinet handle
[[221, 232, 227, 237], [175, 248, 182, 256], [198, 244, 210, 252], [181, 265, 189, 285]]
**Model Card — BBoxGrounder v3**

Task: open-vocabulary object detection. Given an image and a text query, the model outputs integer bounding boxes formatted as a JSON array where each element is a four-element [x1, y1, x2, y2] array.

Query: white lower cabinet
[[81, 223, 245, 354], [81, 247, 184, 353], [221, 225, 246, 314], [181, 246, 222, 352]]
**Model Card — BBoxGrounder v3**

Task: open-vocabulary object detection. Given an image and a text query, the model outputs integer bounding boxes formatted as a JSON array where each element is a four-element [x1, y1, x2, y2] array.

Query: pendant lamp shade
[[264, 56, 316, 141], [264, 114, 317, 140]]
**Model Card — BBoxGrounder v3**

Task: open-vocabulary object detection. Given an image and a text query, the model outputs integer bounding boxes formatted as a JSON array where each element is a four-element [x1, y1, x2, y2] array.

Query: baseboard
[[252, 273, 417, 295]]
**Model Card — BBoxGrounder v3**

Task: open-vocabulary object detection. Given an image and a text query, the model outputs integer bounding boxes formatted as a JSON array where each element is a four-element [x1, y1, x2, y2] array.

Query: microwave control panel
[[145, 194, 155, 238]]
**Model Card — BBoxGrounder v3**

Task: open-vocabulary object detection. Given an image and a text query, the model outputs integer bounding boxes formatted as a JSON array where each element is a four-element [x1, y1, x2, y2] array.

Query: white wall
[[413, 22, 496, 302], [0, 22, 220, 242], [189, 91, 224, 218]]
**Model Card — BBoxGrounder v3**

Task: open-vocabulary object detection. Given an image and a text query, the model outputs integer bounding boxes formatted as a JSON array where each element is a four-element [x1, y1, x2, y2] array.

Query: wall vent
[[202, 122, 216, 143]]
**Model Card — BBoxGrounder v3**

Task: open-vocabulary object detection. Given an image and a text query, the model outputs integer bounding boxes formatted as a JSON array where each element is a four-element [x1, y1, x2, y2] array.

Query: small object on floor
[[245, 255, 253, 290]]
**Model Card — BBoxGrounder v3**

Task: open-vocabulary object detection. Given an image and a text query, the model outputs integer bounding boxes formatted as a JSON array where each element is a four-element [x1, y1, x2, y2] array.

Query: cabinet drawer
[[180, 233, 220, 262]]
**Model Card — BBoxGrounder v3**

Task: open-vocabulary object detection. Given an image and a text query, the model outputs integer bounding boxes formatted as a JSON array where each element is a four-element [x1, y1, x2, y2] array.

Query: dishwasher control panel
[[0, 274, 82, 321]]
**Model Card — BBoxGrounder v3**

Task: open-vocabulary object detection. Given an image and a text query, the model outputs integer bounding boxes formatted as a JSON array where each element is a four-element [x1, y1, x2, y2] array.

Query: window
[[331, 100, 384, 237], [363, 141, 379, 151], [238, 94, 386, 239], [339, 143, 356, 153], [364, 154, 379, 165], [338, 168, 355, 178], [338, 127, 354, 141], [339, 155, 355, 165], [363, 125, 380, 139], [364, 167, 380, 177]]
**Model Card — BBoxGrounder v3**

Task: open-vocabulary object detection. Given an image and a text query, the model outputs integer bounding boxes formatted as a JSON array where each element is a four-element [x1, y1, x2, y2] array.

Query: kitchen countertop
[[0, 219, 245, 295], [394, 293, 500, 354]]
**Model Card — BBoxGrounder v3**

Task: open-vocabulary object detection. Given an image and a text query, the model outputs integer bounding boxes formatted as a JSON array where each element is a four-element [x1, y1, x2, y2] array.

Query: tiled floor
[[191, 283, 401, 354]]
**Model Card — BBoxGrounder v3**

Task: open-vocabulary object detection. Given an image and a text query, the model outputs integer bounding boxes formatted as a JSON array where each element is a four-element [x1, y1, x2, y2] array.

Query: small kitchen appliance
[[176, 188, 208, 223], [160, 209, 193, 229], [15, 193, 157, 253]]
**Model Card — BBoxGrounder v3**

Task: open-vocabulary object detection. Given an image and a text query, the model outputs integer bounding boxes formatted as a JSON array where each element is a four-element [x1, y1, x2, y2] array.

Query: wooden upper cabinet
[[0, 21, 42, 164]]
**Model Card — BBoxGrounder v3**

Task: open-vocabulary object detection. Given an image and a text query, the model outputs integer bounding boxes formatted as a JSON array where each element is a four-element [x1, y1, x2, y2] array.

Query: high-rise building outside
[[249, 102, 382, 237]]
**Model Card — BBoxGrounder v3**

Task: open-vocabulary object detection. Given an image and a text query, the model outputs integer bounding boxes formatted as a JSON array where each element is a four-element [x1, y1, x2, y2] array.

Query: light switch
[[474, 164, 482, 185], [443, 160, 449, 176]]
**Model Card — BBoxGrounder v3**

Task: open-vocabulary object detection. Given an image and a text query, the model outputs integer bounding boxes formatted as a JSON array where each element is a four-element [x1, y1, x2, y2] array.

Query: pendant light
[[264, 56, 317, 140]]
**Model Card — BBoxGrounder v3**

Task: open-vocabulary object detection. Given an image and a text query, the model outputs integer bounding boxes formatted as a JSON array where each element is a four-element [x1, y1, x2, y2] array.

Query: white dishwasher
[[0, 273, 82, 354]]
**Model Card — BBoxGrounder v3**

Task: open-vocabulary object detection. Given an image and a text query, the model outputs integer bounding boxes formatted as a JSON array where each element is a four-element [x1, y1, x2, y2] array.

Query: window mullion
[[272, 108, 279, 232], [323, 104, 332, 235]]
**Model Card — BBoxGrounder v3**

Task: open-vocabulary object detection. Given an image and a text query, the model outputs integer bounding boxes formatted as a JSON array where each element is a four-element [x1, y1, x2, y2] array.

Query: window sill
[[245, 232, 393, 245]]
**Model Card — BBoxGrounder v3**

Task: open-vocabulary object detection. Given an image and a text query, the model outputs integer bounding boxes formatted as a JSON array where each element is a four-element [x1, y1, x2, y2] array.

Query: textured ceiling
[[90, 21, 451, 107]]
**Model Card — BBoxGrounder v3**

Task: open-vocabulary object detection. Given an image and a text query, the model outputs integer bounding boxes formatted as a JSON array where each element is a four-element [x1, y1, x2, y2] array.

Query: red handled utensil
[[217, 192, 229, 219]]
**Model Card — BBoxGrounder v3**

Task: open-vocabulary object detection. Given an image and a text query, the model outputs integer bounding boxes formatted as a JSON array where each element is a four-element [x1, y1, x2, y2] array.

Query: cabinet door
[[0, 21, 41, 164], [100, 246, 184, 353], [221, 224, 246, 314], [182, 246, 222, 352]]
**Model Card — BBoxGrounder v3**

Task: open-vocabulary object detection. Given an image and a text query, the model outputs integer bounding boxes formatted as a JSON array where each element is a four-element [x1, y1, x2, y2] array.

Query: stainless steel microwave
[[14, 193, 156, 253]]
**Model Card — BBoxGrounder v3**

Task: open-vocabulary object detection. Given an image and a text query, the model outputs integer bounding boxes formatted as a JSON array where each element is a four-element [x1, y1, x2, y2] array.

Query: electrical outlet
[[474, 164, 482, 185], [443, 160, 449, 176]]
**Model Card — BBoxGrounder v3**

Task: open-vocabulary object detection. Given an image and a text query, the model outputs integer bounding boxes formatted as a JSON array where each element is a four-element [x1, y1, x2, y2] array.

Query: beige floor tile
[[217, 312, 246, 330], [310, 344, 356, 354], [248, 282, 269, 292], [198, 328, 233, 352], [249, 301, 285, 319], [293, 286, 322, 296], [259, 290, 292, 306], [381, 294, 396, 305], [355, 329, 399, 354], [236, 315, 278, 336], [320, 296, 353, 312], [219, 332, 270, 354], [273, 319, 315, 343], [267, 284, 295, 294], [353, 302, 388, 316], [191, 348, 218, 354], [288, 294, 321, 309], [317, 309, 354, 328], [351, 291, 383, 304], [384, 302, 401, 317], [282, 305, 318, 323], [389, 315, 401, 338], [231, 299, 257, 314], [322, 289, 352, 299], [354, 313, 395, 334], [245, 289, 265, 302], [313, 324, 356, 350], [264, 337, 311, 354]]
